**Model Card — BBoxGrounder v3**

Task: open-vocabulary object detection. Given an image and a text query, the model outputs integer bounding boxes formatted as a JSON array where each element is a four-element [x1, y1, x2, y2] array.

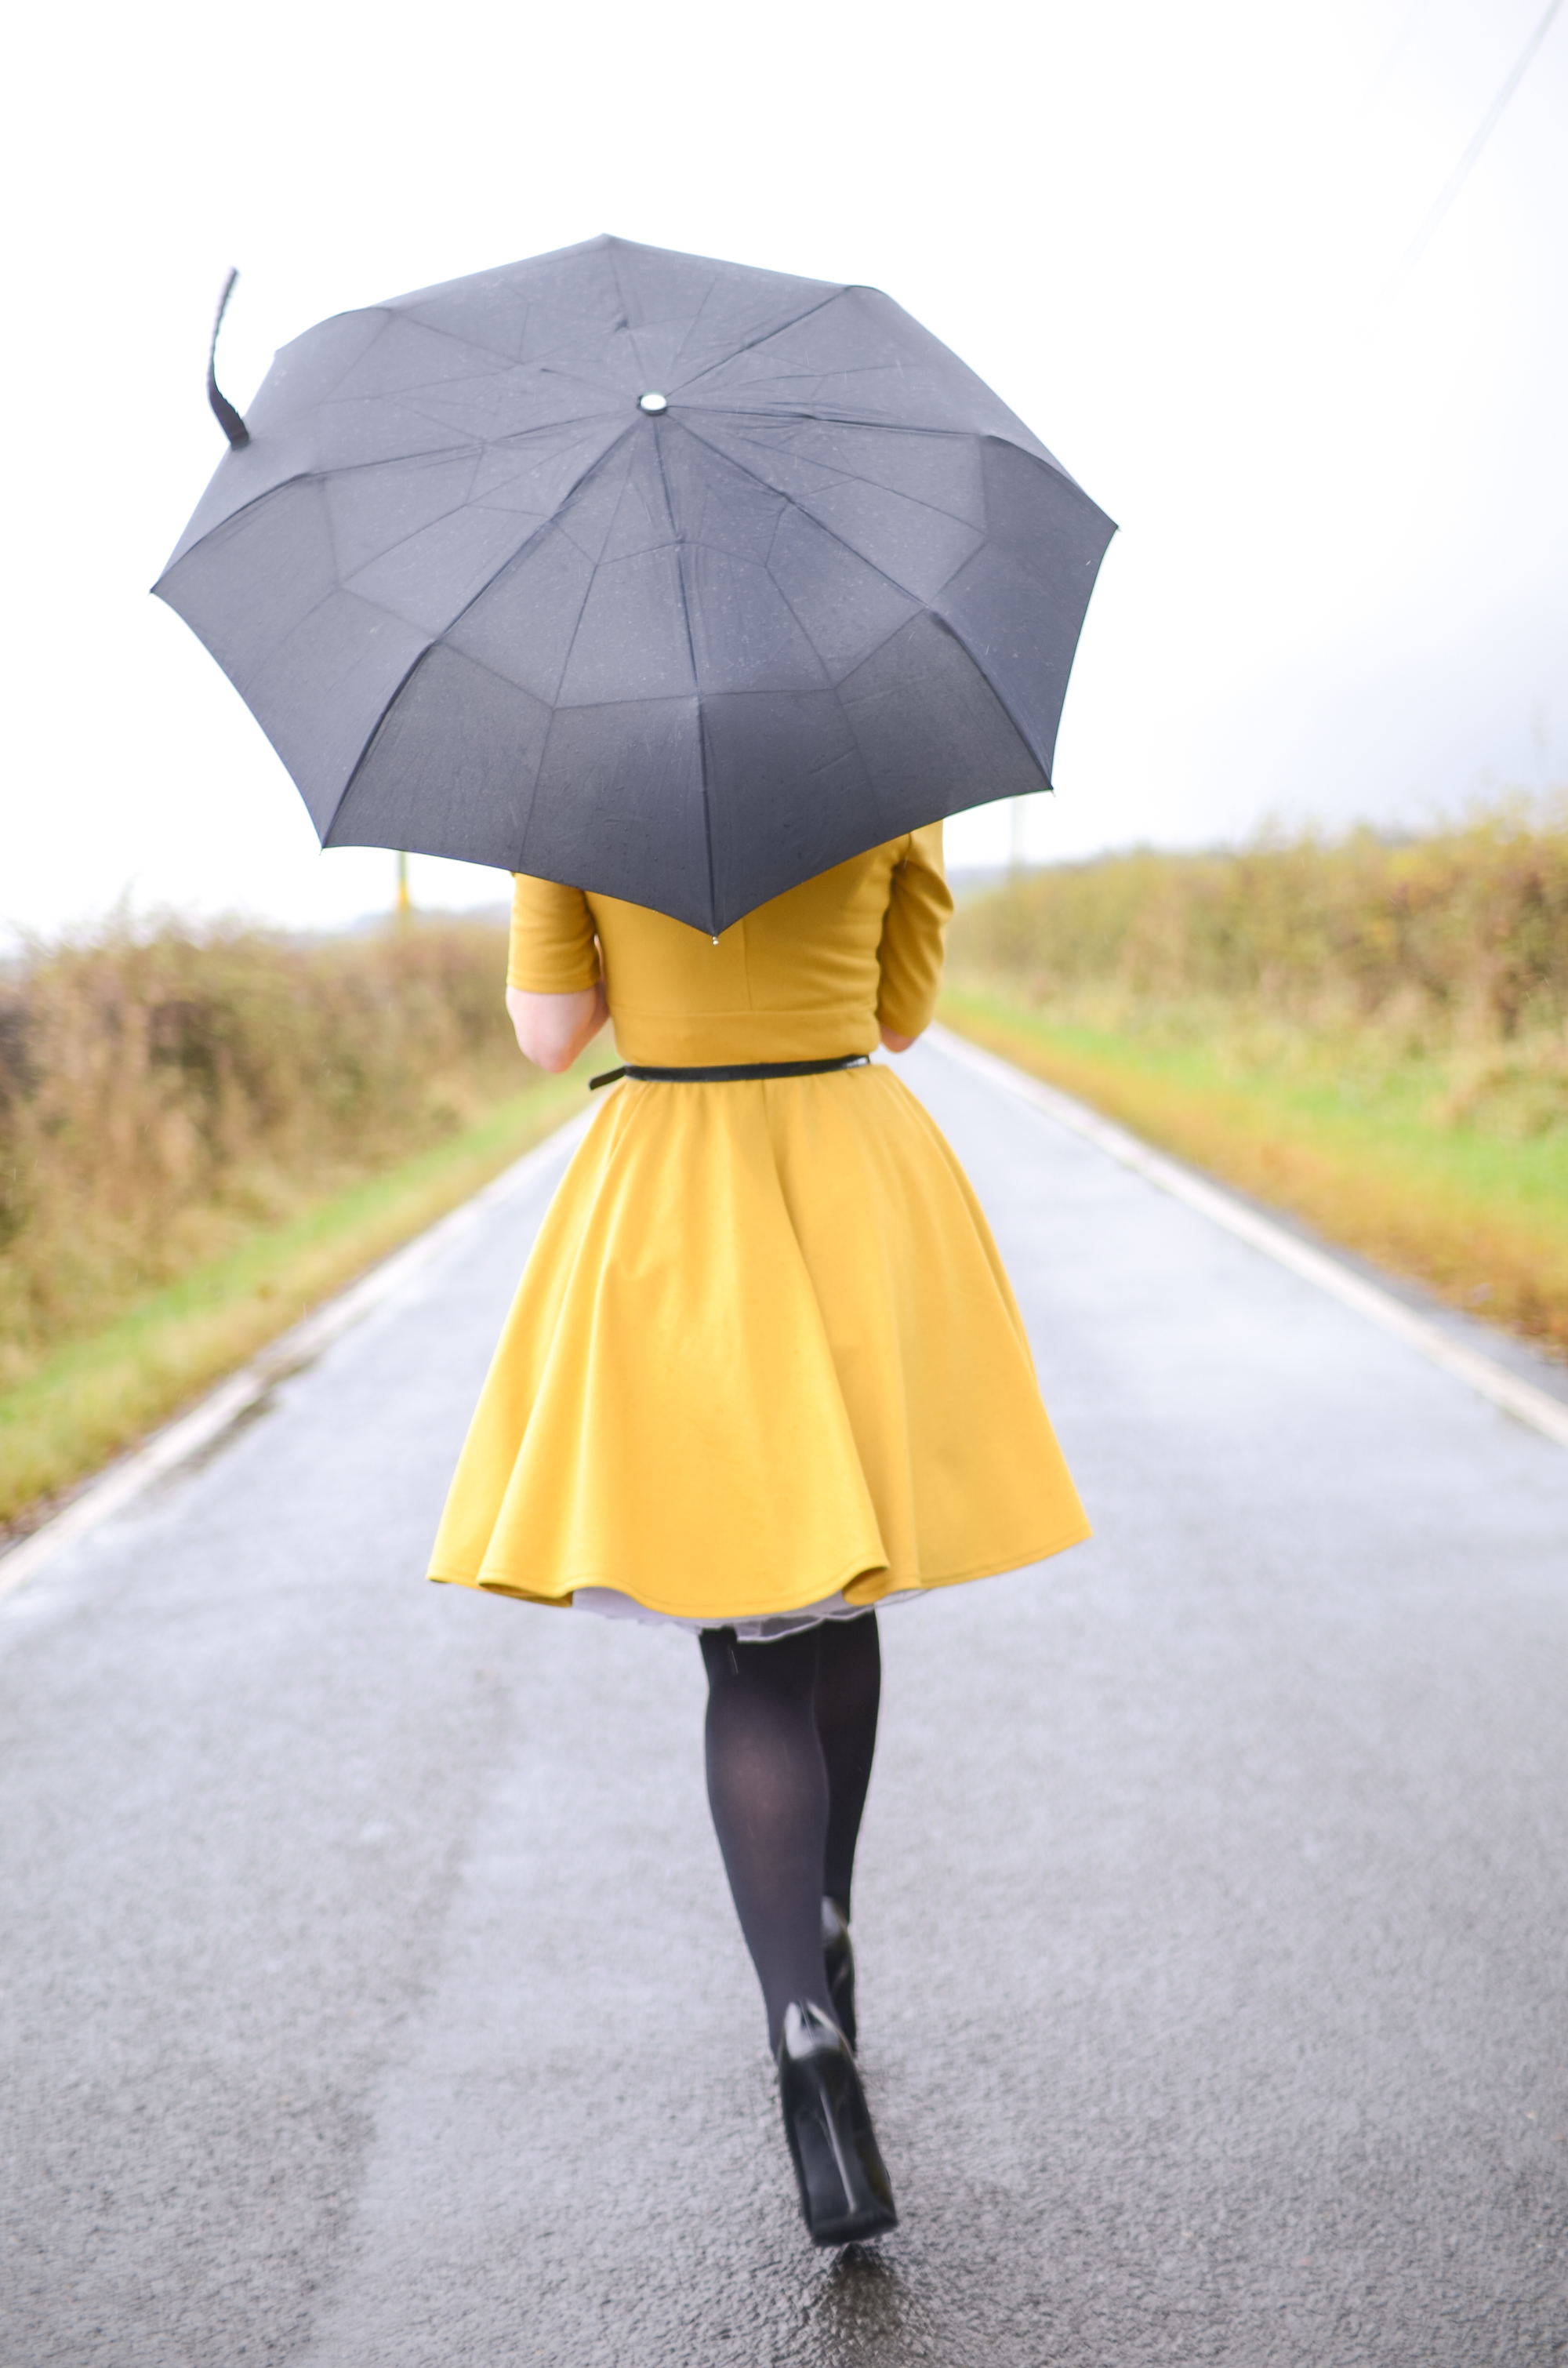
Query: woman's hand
[[878, 1024, 917, 1054], [507, 982, 610, 1073]]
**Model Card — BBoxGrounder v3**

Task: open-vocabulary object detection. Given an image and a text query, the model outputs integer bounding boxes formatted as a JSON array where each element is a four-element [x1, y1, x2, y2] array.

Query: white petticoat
[[572, 1582, 927, 1642]]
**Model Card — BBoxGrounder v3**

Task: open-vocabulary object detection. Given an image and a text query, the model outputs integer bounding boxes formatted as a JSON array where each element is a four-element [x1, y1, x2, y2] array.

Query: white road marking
[[13, 1027, 1560, 1619], [928, 1023, 1568, 1455], [0, 1110, 592, 1607]]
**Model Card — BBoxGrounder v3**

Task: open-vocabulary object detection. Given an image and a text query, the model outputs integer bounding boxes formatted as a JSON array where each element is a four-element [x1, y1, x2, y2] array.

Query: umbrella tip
[[637, 390, 668, 414], [207, 267, 251, 449]]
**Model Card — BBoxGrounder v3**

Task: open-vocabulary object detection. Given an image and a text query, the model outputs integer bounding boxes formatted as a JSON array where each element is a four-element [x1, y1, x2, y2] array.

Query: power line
[[1362, 0, 1436, 114], [1385, 0, 1565, 303]]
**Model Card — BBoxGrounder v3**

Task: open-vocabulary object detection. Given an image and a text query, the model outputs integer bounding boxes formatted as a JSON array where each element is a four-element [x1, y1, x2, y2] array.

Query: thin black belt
[[589, 1054, 870, 1091]]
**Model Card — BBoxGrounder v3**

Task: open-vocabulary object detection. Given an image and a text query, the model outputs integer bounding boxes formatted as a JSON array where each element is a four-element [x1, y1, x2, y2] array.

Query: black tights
[[699, 1613, 881, 2050]]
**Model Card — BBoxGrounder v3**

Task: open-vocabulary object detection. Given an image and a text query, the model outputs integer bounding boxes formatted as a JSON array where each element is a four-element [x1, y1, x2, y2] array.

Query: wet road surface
[[3, 1035, 1567, 2366]]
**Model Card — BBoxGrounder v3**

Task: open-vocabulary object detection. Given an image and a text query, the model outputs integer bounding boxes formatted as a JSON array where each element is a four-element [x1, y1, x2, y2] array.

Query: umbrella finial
[[207, 268, 250, 449]]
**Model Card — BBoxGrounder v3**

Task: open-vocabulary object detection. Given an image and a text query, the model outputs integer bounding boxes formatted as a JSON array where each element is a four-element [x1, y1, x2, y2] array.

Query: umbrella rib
[[388, 302, 603, 371], [601, 242, 670, 398], [678, 412, 1075, 787], [303, 423, 480, 474], [604, 238, 635, 334], [393, 314, 521, 367], [328, 315, 548, 400], [312, 418, 626, 592], [290, 311, 398, 415], [658, 270, 837, 385], [225, 579, 423, 758], [684, 398, 1072, 484], [272, 412, 629, 507], [601, 245, 712, 411], [372, 311, 561, 375], [528, 362, 644, 401], [672, 416, 932, 608], [319, 639, 437, 846], [690, 403, 983, 436], [694, 415, 993, 536], [325, 407, 666, 587], [659, 269, 736, 382], [329, 444, 490, 584], [649, 423, 717, 934], [318, 426, 641, 848], [688, 401, 1048, 459], [190, 442, 487, 555], [542, 456, 642, 710], [416, 420, 639, 645], [822, 601, 1052, 812], [738, 463, 1038, 727], [667, 289, 849, 396], [342, 371, 630, 425], [761, 553, 905, 695], [919, 601, 1062, 789], [682, 413, 1105, 602], [753, 498, 904, 688]]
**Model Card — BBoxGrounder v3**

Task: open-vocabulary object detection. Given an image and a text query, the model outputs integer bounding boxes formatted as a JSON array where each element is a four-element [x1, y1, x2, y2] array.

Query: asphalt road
[[3, 1037, 1567, 2367]]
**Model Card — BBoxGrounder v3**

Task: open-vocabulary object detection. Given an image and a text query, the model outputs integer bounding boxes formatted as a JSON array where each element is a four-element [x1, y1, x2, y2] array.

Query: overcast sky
[[4, 0, 1565, 942]]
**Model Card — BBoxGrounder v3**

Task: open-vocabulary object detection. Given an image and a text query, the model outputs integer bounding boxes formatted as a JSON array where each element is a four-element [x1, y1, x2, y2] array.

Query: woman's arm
[[506, 875, 608, 1071], [875, 824, 953, 1053], [507, 981, 609, 1073]]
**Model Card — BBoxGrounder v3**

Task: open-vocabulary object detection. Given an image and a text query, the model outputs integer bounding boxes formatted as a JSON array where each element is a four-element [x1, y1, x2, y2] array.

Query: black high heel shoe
[[777, 2001, 898, 2246], [821, 1894, 856, 2050]]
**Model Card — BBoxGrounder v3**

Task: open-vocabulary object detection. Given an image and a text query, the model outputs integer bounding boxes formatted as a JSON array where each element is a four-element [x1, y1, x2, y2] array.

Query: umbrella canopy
[[156, 237, 1115, 935]]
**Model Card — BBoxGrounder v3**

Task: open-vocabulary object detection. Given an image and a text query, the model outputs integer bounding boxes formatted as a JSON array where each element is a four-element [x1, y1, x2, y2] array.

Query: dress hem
[[426, 1514, 1093, 1623]]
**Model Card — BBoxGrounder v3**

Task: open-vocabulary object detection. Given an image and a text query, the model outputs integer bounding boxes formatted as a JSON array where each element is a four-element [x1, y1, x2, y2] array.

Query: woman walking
[[426, 824, 1090, 2244]]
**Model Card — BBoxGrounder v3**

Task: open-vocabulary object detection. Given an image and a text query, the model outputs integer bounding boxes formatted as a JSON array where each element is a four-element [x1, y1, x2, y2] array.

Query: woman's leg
[[700, 1617, 898, 2241], [814, 1611, 880, 1916], [699, 1625, 837, 2050]]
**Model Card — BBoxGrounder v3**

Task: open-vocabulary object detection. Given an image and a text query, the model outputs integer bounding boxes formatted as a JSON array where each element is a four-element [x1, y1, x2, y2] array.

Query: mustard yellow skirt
[[426, 1065, 1090, 1625]]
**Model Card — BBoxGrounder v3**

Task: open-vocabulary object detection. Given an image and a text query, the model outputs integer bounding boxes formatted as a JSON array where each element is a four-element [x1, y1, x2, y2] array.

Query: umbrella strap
[[207, 268, 250, 449], [589, 1054, 871, 1091]]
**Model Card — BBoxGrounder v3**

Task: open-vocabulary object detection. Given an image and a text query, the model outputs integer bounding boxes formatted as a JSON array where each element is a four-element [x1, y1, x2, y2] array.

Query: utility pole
[[395, 849, 412, 926]]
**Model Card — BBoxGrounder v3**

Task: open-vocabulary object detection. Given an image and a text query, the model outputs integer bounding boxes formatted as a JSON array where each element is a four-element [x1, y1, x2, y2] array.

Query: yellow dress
[[426, 826, 1090, 1627]]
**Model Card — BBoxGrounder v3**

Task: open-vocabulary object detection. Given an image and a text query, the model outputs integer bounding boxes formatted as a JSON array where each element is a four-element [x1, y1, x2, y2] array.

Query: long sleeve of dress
[[507, 874, 601, 993], [874, 824, 952, 1040]]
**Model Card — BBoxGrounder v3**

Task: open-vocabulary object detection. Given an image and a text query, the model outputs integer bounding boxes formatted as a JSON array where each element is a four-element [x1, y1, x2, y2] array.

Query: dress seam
[[599, 997, 873, 1020]]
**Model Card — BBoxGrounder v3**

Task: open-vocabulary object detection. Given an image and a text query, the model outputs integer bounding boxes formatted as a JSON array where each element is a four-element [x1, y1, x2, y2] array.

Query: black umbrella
[[156, 237, 1115, 935]]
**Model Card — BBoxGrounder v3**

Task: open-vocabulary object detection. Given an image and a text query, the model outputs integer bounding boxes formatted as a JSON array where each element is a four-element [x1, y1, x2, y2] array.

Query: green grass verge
[[939, 986, 1568, 1360], [0, 1071, 587, 1537]]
